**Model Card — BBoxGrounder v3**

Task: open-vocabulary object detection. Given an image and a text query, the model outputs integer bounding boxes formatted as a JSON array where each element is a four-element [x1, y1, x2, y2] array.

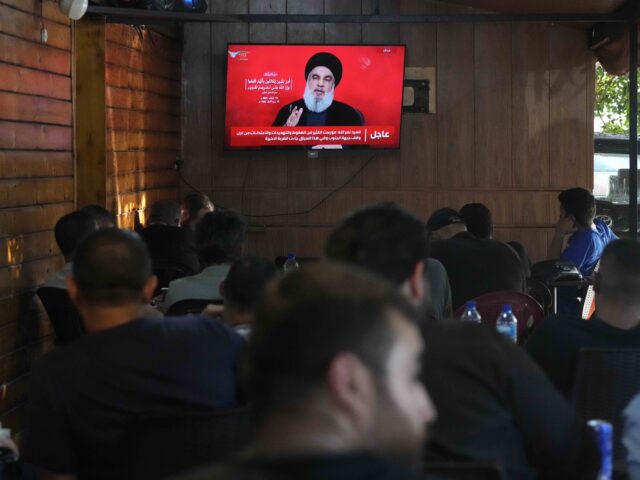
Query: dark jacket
[[139, 223, 199, 276], [430, 232, 526, 310], [272, 99, 363, 127], [422, 322, 599, 480]]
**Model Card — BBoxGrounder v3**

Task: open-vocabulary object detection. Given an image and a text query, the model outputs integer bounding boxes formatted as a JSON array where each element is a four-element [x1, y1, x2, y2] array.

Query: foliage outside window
[[595, 63, 631, 135]]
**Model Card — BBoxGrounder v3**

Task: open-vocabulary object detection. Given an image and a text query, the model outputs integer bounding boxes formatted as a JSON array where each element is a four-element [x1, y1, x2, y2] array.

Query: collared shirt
[[163, 264, 231, 312], [43, 262, 73, 289]]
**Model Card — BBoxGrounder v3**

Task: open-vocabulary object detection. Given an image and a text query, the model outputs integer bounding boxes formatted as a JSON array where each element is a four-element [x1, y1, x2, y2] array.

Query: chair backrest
[[123, 406, 255, 480], [36, 287, 84, 346], [423, 462, 504, 480], [572, 348, 640, 461], [453, 291, 544, 344], [166, 298, 222, 317], [526, 278, 553, 314]]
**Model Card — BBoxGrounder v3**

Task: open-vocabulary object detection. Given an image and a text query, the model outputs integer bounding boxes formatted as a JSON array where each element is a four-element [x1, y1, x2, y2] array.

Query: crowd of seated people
[[23, 185, 640, 479]]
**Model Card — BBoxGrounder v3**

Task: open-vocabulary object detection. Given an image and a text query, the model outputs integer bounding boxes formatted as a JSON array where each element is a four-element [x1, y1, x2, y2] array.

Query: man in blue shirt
[[548, 187, 618, 277]]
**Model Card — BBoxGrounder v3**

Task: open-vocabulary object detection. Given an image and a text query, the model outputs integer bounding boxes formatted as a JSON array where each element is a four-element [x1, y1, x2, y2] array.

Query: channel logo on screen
[[228, 50, 249, 60]]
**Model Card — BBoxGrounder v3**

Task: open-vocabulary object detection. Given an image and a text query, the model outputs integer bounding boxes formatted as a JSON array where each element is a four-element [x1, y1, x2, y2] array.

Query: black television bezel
[[222, 42, 407, 154]]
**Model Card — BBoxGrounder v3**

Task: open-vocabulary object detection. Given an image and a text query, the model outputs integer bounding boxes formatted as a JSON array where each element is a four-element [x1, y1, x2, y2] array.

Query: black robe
[[272, 99, 364, 127]]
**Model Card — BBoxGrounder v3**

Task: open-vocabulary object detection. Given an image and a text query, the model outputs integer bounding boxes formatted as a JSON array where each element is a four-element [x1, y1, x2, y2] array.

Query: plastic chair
[[423, 462, 504, 480], [122, 406, 254, 480], [453, 291, 544, 345], [571, 348, 640, 462], [36, 287, 85, 346], [526, 278, 553, 315], [165, 298, 222, 317]]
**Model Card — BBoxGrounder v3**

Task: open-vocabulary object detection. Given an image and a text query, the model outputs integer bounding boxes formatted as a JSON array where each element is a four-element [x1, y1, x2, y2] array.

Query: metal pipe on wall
[[630, 19, 638, 240]]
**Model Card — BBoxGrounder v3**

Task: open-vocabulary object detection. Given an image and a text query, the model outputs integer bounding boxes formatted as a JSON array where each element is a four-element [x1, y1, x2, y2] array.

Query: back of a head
[[182, 193, 214, 222], [597, 239, 640, 304], [223, 256, 278, 312], [79, 204, 116, 229], [72, 228, 152, 306], [196, 210, 247, 266], [460, 203, 493, 239], [148, 199, 181, 226], [249, 261, 417, 417], [558, 188, 595, 229], [54, 211, 98, 259], [426, 208, 466, 241], [325, 203, 428, 286]]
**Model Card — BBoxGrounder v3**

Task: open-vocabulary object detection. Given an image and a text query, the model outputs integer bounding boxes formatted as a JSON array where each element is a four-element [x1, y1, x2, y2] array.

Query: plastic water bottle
[[283, 253, 299, 274], [496, 304, 518, 343], [460, 300, 482, 323]]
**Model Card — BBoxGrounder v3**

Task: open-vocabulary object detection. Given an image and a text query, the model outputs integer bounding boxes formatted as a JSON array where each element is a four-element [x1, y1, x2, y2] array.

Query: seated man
[[527, 239, 640, 397], [23, 229, 245, 480], [460, 202, 531, 278], [181, 192, 214, 231], [548, 187, 617, 277], [202, 255, 278, 339], [623, 394, 640, 479], [140, 199, 199, 278], [43, 211, 97, 289], [79, 204, 116, 229], [179, 262, 435, 480], [164, 210, 247, 311], [427, 207, 525, 310], [326, 203, 599, 480]]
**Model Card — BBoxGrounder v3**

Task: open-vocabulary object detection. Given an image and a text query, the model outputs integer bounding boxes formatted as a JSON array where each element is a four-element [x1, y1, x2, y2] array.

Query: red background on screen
[[224, 44, 405, 149]]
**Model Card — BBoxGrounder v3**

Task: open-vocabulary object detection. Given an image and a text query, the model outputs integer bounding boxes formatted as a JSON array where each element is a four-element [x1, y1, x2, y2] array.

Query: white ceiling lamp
[[59, 0, 88, 20]]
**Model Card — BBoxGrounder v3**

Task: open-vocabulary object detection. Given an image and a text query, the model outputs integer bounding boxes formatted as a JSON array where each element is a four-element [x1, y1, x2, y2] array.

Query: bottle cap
[[466, 300, 477, 309], [501, 304, 512, 313], [287, 252, 296, 259]]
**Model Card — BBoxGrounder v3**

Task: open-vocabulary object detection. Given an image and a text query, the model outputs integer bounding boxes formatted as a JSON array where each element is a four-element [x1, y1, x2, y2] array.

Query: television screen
[[224, 44, 406, 151]]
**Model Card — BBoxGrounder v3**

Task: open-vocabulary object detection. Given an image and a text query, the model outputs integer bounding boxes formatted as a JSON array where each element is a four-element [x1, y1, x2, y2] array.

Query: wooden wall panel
[[0, 1, 71, 435], [105, 25, 180, 227], [182, 0, 596, 266]]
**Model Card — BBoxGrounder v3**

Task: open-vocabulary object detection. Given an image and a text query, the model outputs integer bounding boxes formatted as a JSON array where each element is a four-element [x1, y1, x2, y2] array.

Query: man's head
[[79, 205, 116, 229], [221, 255, 278, 324], [250, 262, 435, 460], [197, 210, 247, 267], [325, 203, 428, 305], [148, 199, 181, 227], [303, 52, 342, 113], [426, 208, 467, 241], [460, 203, 493, 239], [67, 229, 157, 328], [593, 239, 640, 328], [558, 188, 596, 229], [54, 211, 98, 261], [181, 193, 214, 228]]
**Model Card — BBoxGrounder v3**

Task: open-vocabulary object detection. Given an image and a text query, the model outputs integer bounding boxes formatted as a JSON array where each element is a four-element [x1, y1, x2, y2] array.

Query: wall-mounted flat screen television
[[225, 44, 406, 151]]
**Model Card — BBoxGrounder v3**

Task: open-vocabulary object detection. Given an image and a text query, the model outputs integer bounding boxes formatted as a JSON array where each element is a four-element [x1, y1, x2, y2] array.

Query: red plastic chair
[[454, 291, 544, 345]]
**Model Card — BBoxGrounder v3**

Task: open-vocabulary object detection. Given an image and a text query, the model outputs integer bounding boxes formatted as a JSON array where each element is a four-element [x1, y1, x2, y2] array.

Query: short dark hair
[[598, 239, 640, 302], [79, 205, 116, 228], [249, 262, 418, 417], [54, 211, 98, 258], [72, 229, 152, 306], [149, 199, 180, 226], [426, 208, 464, 233], [182, 193, 213, 221], [460, 203, 493, 239], [558, 188, 596, 229], [325, 203, 428, 285], [223, 256, 278, 312], [196, 210, 247, 266]]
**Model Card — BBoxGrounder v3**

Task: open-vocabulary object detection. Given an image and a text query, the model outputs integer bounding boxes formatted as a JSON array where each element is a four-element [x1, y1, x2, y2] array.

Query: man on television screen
[[272, 52, 364, 128]]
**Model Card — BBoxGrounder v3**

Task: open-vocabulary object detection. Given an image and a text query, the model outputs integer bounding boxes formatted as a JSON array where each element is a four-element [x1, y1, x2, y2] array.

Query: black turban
[[304, 52, 343, 86]]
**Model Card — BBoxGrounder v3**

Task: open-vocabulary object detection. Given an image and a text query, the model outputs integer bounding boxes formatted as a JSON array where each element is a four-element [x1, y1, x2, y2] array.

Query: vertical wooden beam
[[73, 17, 106, 208]]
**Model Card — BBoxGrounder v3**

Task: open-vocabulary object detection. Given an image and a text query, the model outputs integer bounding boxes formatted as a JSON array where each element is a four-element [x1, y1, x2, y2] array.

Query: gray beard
[[303, 85, 334, 113]]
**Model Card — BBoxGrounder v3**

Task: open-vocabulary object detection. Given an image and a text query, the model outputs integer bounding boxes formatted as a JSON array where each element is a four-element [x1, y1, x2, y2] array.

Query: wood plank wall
[[182, 0, 595, 263], [105, 24, 181, 229], [0, 0, 71, 433]]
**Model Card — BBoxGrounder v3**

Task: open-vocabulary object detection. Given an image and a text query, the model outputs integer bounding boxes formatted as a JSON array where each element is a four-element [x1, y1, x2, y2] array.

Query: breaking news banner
[[224, 44, 406, 150]]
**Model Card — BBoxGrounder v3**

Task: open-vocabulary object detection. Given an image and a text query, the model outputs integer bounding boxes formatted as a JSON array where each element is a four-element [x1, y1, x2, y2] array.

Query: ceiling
[[443, 0, 628, 15]]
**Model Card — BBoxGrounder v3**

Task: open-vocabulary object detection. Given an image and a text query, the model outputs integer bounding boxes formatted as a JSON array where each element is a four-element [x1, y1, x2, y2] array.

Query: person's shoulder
[[163, 315, 245, 346]]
